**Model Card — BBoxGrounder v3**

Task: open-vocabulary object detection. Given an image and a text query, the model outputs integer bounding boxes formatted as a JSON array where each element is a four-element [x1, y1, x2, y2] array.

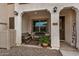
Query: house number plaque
[[52, 23, 58, 25]]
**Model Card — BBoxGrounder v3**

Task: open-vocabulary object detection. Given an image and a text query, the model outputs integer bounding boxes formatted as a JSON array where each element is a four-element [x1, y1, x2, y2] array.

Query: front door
[[60, 16, 65, 41]]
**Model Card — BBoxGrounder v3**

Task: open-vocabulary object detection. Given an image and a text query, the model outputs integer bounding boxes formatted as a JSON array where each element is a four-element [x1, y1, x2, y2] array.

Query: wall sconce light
[[53, 6, 57, 13], [14, 11, 18, 16]]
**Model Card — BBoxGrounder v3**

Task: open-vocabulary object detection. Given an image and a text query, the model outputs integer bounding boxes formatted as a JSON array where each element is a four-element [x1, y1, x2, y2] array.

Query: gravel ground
[[0, 46, 62, 56]]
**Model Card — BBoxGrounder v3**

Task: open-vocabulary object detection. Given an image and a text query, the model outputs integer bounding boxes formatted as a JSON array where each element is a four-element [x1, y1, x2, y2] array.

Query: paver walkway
[[60, 42, 79, 56], [0, 46, 62, 56]]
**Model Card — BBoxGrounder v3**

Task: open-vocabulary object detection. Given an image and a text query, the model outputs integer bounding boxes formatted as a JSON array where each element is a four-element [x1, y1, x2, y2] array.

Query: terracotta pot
[[42, 43, 48, 47]]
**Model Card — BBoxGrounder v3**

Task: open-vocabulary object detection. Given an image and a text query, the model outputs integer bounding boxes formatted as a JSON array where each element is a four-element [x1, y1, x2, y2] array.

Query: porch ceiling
[[22, 10, 50, 19]]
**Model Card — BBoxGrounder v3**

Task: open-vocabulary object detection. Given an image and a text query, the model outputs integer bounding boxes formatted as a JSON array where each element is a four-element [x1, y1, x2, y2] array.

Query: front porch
[[21, 9, 51, 47]]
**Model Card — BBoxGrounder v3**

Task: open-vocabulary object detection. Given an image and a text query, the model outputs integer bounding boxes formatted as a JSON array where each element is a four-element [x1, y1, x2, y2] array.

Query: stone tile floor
[[60, 42, 79, 56], [0, 46, 62, 56]]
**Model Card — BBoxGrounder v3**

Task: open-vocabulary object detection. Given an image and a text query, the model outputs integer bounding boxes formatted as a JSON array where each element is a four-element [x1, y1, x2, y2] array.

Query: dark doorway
[[59, 16, 65, 41], [9, 17, 15, 29]]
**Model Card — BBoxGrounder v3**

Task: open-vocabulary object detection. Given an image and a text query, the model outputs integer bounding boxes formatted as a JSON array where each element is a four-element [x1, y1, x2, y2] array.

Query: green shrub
[[39, 36, 49, 44]]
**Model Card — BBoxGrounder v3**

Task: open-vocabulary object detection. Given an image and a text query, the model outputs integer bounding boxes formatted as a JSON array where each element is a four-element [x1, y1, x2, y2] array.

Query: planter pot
[[42, 43, 48, 47]]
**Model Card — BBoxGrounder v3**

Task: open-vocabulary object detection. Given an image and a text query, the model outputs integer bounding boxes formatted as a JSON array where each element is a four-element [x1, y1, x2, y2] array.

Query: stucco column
[[76, 10, 79, 49], [15, 4, 22, 46], [15, 13, 22, 46], [49, 9, 60, 49]]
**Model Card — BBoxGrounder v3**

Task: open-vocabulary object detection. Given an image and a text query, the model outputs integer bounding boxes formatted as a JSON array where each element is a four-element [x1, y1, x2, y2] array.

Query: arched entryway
[[59, 7, 77, 49], [21, 9, 51, 47]]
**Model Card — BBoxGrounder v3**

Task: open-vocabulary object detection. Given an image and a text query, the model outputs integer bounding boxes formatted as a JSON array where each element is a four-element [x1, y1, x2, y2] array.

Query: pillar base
[[51, 46, 59, 50], [16, 43, 21, 46]]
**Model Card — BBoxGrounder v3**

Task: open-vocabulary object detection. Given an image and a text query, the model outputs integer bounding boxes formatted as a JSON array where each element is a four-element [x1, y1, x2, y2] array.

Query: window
[[33, 20, 48, 32], [9, 17, 14, 29]]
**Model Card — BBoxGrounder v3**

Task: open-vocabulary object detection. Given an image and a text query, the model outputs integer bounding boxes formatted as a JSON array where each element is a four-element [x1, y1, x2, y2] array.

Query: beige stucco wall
[[0, 4, 8, 30], [15, 3, 79, 49], [7, 4, 14, 17], [22, 14, 30, 33], [0, 4, 15, 49], [7, 4, 14, 29], [0, 3, 79, 49], [0, 3, 14, 31], [0, 30, 16, 49], [0, 4, 8, 23]]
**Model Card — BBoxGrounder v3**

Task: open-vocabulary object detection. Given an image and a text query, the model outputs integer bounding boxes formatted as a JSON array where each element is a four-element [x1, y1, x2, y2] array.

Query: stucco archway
[[59, 6, 79, 49], [20, 9, 51, 46]]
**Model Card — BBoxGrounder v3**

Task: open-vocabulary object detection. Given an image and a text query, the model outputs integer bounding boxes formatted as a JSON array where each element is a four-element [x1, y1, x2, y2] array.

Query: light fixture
[[53, 6, 57, 13], [14, 11, 18, 16]]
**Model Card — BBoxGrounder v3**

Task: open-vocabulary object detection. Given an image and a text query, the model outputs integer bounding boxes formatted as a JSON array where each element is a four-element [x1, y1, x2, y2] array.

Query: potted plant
[[39, 35, 49, 47]]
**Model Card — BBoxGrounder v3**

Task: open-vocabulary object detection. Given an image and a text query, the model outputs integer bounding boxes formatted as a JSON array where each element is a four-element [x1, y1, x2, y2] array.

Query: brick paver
[[0, 46, 62, 56]]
